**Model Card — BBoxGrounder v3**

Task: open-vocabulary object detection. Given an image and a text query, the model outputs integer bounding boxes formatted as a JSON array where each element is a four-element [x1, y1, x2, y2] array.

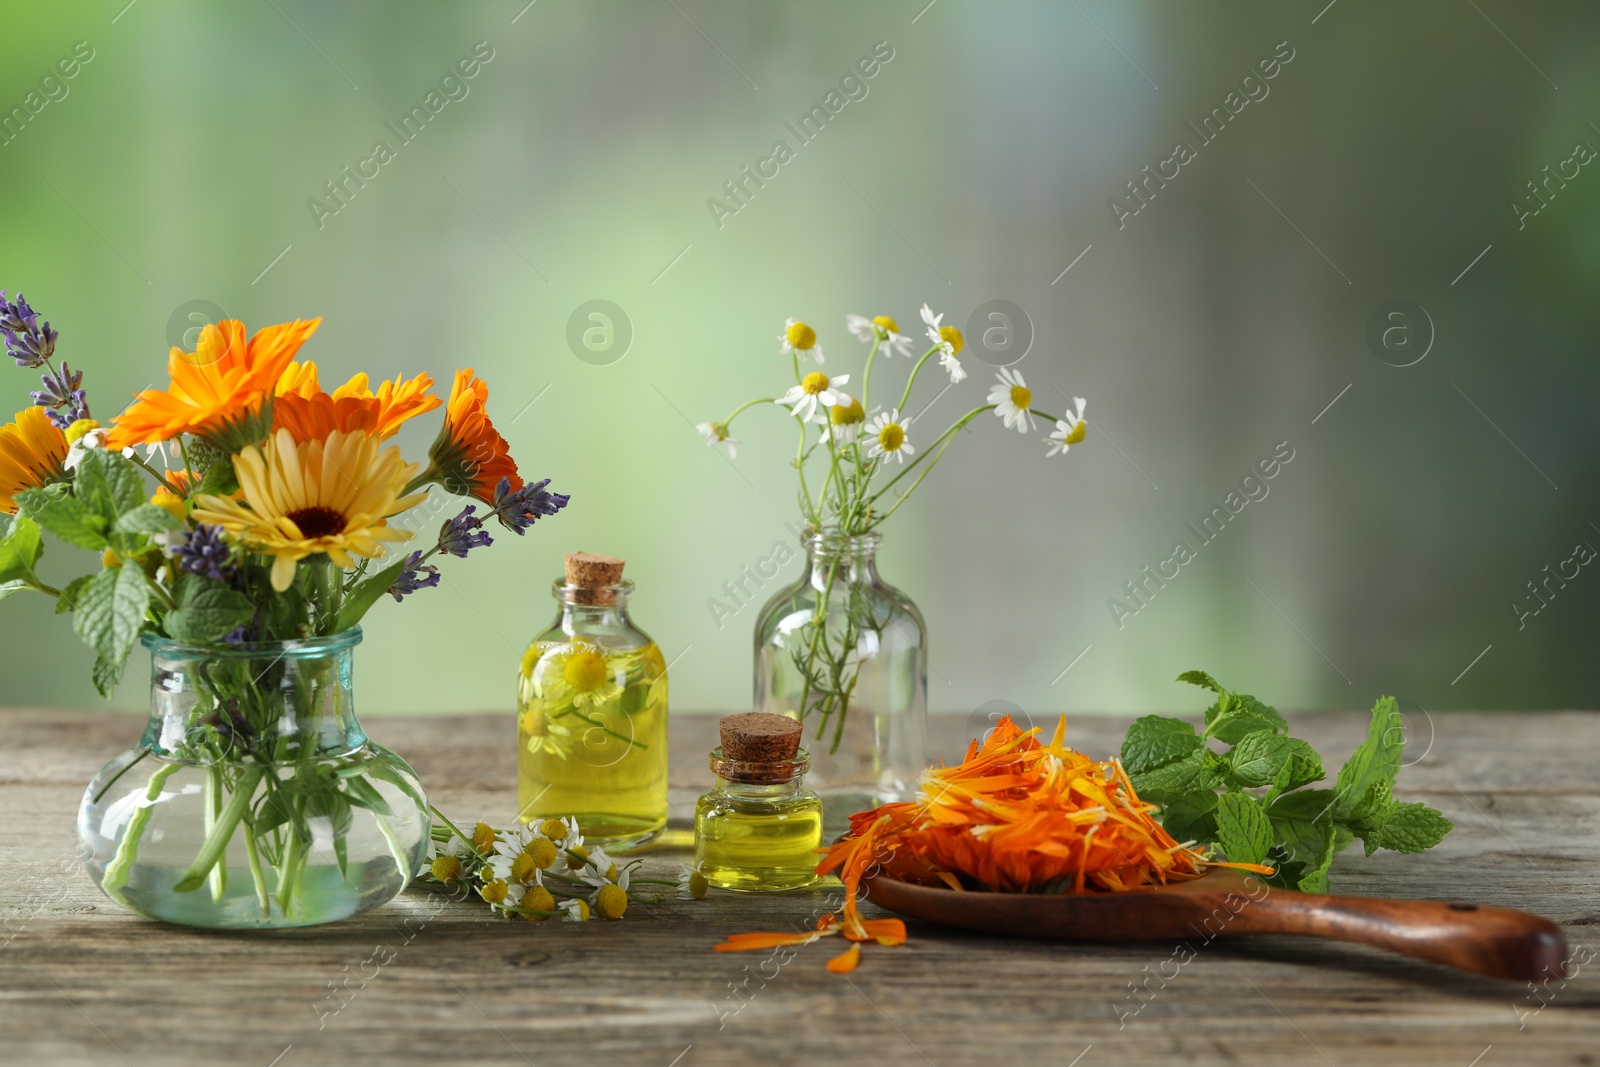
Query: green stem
[[859, 336, 882, 409], [374, 815, 413, 888], [242, 820, 271, 917], [722, 397, 776, 428], [897, 344, 944, 413], [865, 406, 993, 511], [172, 765, 265, 894], [92, 748, 149, 804], [100, 762, 181, 904], [275, 824, 305, 916], [429, 805, 491, 865], [205, 765, 227, 902]]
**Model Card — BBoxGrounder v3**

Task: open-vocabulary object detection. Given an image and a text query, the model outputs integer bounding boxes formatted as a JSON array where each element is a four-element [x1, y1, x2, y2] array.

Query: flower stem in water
[[100, 762, 181, 905]]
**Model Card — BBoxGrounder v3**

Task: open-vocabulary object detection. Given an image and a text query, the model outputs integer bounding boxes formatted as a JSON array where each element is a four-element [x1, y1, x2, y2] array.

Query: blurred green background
[[2, 0, 1596, 717]]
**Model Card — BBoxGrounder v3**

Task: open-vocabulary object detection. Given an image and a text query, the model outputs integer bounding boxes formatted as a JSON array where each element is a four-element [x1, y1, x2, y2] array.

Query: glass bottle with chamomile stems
[[517, 552, 667, 849], [694, 713, 823, 893]]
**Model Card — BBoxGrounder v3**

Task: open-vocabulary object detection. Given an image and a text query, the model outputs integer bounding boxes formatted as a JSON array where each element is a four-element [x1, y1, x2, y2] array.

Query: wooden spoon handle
[[1216, 885, 1568, 982]]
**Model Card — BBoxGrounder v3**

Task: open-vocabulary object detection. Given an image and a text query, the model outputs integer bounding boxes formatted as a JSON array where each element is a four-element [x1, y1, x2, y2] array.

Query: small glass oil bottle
[[518, 552, 667, 848], [694, 713, 823, 892]]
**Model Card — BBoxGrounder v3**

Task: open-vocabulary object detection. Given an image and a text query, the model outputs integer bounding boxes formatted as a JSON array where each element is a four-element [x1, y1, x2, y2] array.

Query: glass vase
[[753, 530, 927, 830], [77, 628, 431, 929], [518, 577, 669, 849]]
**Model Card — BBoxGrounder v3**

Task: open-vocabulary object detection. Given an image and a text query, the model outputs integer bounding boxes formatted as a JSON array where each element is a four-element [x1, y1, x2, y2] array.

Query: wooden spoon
[[863, 866, 1567, 982]]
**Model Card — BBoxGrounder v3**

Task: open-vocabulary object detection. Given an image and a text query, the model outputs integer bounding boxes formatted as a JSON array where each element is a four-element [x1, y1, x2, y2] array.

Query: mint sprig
[[1121, 672, 1453, 892]]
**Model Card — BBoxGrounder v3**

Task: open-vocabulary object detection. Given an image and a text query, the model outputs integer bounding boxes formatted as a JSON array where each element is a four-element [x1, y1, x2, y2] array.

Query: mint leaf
[[1215, 793, 1273, 866], [1367, 803, 1453, 854], [75, 448, 146, 523], [16, 486, 108, 550], [1333, 696, 1405, 821], [1227, 731, 1294, 787], [1210, 692, 1287, 744], [74, 565, 152, 696], [165, 574, 253, 644], [115, 503, 183, 537], [1177, 669, 1225, 693], [1129, 749, 1225, 803], [1267, 788, 1339, 823], [0, 512, 43, 584], [55, 574, 92, 614], [1157, 792, 1217, 845], [1282, 737, 1325, 790], [1120, 715, 1203, 774], [0, 579, 31, 602], [331, 557, 408, 634]]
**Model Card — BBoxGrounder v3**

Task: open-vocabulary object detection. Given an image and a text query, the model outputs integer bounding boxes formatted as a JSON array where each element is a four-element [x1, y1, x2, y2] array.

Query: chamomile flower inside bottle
[[694, 713, 823, 892], [518, 552, 667, 848]]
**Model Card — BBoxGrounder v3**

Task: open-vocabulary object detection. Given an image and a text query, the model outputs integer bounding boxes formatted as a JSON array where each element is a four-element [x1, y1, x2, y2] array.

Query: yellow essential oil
[[693, 713, 822, 893], [518, 556, 667, 849]]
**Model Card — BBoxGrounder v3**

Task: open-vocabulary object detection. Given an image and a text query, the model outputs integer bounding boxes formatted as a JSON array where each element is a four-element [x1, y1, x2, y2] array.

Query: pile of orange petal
[[714, 715, 1260, 973]]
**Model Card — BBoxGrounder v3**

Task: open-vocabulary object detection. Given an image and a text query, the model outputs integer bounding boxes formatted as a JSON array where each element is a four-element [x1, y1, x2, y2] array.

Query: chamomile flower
[[865, 409, 915, 464], [845, 314, 912, 357], [1045, 397, 1088, 457], [696, 421, 739, 459], [575, 845, 622, 886], [420, 835, 471, 882], [521, 700, 576, 760], [822, 394, 867, 445], [539, 816, 582, 851], [592, 884, 629, 920], [920, 304, 966, 382], [534, 641, 623, 712], [678, 864, 709, 899], [560, 898, 591, 922], [780, 318, 824, 364], [988, 367, 1035, 434], [776, 371, 849, 424]]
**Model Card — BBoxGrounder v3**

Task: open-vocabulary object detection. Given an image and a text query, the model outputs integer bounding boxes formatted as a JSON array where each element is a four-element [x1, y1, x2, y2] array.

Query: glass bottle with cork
[[694, 712, 823, 892], [518, 551, 667, 848]]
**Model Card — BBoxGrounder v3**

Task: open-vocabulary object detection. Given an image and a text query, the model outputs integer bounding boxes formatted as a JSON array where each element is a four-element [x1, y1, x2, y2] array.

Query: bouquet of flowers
[[0, 290, 567, 925], [698, 307, 1088, 753]]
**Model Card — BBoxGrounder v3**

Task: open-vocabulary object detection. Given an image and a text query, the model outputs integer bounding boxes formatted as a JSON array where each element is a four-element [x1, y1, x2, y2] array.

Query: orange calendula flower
[[715, 715, 1269, 972], [420, 368, 520, 502], [0, 406, 69, 514], [273, 362, 440, 443], [106, 319, 322, 451], [190, 428, 424, 591]]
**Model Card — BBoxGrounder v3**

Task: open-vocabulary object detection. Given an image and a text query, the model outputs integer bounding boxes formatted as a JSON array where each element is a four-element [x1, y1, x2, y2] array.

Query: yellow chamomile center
[[480, 879, 510, 905], [801, 371, 830, 396], [431, 855, 464, 883], [1010, 384, 1032, 410], [64, 418, 100, 444], [872, 315, 899, 334], [566, 844, 590, 871], [1065, 420, 1087, 445], [940, 325, 964, 355], [510, 852, 541, 885], [539, 818, 568, 840], [594, 884, 628, 920], [787, 321, 817, 350], [563, 648, 608, 692], [878, 423, 905, 452], [526, 837, 558, 870], [472, 821, 497, 854], [831, 398, 865, 426], [521, 885, 555, 920]]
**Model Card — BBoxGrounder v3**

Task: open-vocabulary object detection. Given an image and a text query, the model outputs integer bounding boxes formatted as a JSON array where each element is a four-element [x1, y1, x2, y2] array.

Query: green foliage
[[1118, 670, 1453, 891], [16, 484, 108, 549], [73, 565, 152, 696], [165, 573, 254, 644], [333, 557, 408, 634]]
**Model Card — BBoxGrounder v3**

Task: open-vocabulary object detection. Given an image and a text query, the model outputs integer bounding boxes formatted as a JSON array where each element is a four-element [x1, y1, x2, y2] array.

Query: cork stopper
[[719, 713, 803, 763], [564, 551, 625, 605]]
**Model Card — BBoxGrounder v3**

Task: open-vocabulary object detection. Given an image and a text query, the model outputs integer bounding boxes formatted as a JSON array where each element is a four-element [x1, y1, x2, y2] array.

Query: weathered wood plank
[[1, 709, 1596, 1066]]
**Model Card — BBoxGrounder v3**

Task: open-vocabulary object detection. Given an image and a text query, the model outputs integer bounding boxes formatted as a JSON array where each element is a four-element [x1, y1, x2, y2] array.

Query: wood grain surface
[[2, 709, 1597, 1067]]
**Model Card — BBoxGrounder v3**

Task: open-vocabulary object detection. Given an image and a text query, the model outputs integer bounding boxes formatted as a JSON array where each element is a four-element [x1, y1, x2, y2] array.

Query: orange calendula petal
[[826, 943, 861, 974], [713, 932, 819, 953]]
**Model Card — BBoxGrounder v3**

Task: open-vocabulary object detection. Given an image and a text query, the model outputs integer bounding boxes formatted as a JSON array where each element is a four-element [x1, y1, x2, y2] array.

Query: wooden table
[[3, 709, 1597, 1066]]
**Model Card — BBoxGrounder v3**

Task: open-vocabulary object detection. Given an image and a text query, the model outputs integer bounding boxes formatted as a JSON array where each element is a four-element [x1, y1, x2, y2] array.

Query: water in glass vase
[[517, 554, 669, 849]]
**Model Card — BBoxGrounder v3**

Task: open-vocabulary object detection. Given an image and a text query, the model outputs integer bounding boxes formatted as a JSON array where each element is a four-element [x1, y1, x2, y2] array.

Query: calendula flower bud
[[593, 884, 628, 920]]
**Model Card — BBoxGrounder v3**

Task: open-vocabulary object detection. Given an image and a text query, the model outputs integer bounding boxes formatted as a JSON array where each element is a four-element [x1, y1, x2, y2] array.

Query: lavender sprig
[[0, 291, 58, 369], [32, 360, 88, 429], [491, 476, 570, 534], [172, 525, 236, 583], [387, 551, 441, 602], [438, 505, 493, 558]]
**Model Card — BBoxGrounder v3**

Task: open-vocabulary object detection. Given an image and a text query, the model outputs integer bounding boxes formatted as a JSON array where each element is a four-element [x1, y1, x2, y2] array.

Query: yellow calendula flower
[[190, 428, 423, 592], [0, 407, 69, 514]]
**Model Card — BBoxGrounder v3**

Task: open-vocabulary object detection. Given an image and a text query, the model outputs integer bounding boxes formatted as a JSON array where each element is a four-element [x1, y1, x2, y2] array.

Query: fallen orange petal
[[826, 943, 861, 973], [714, 931, 820, 953]]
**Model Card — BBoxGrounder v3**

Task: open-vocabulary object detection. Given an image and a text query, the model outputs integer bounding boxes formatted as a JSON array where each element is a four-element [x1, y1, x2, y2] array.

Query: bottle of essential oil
[[518, 552, 667, 848], [694, 713, 823, 892]]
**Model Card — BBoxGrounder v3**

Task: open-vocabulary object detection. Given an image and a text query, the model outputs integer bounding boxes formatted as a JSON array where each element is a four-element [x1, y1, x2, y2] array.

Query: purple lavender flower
[[437, 505, 493, 558], [173, 524, 236, 582], [32, 361, 88, 428], [222, 626, 250, 645], [0, 291, 58, 369], [491, 477, 570, 534], [387, 551, 441, 602]]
